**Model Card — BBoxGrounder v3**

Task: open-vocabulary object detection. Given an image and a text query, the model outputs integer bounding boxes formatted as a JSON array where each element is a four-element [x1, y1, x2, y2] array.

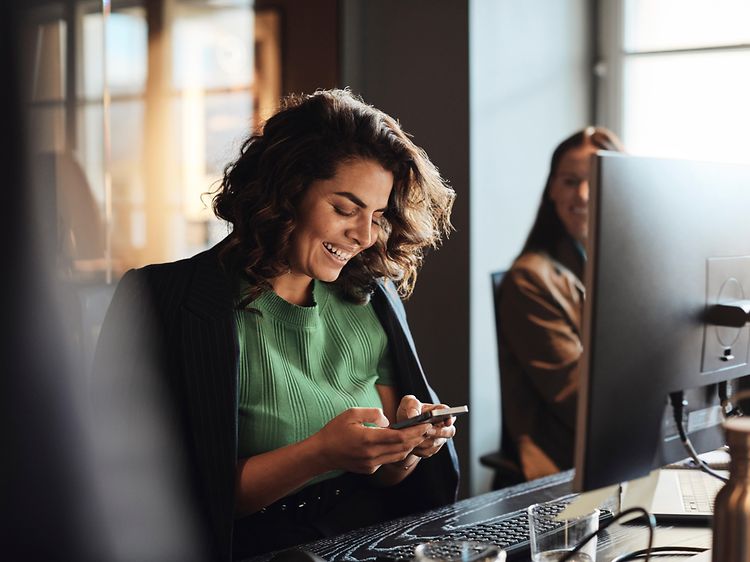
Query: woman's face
[[288, 158, 393, 283], [548, 142, 598, 242]]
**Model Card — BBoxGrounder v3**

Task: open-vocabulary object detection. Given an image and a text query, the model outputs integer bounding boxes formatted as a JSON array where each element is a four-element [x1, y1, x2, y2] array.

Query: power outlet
[[701, 256, 750, 373]]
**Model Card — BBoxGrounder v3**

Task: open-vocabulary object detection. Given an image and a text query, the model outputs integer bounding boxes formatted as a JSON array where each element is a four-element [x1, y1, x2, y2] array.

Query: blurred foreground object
[[3, 1, 204, 559], [712, 418, 750, 562]]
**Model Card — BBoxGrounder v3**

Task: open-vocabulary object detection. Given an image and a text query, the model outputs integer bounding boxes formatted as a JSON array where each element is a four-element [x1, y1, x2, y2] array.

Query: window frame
[[596, 1, 750, 151]]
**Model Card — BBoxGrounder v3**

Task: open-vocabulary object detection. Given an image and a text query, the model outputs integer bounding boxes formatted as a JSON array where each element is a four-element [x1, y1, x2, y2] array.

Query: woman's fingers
[[431, 424, 456, 439], [415, 437, 447, 451], [396, 394, 423, 422], [342, 407, 390, 428], [346, 434, 423, 473], [317, 407, 437, 473], [410, 421, 456, 458], [317, 403, 459, 474]]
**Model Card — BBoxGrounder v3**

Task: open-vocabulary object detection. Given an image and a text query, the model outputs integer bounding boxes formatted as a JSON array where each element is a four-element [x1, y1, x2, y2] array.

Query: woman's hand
[[368, 394, 457, 486], [396, 396, 456, 460], [311, 407, 429, 474], [235, 406, 429, 515]]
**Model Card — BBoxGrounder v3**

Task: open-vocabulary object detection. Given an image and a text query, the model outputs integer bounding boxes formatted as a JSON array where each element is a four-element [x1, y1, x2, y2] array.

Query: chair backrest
[[490, 270, 509, 440], [488, 270, 524, 487], [490, 271, 505, 351]]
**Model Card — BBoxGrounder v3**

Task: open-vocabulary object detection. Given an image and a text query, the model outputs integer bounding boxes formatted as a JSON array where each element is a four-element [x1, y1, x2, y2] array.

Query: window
[[25, 0, 281, 281], [599, 0, 750, 164]]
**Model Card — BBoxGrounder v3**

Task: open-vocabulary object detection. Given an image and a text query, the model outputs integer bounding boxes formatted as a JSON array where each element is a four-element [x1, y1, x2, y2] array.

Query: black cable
[[669, 391, 729, 483], [610, 545, 707, 561], [558, 507, 656, 562]]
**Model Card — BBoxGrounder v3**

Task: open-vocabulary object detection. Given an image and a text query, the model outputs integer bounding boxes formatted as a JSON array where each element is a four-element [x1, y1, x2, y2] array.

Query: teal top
[[235, 280, 395, 485]]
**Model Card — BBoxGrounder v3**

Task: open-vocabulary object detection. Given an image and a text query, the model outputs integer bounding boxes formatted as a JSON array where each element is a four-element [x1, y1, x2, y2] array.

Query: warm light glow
[[623, 51, 750, 165], [624, 0, 750, 52], [621, 0, 750, 166], [182, 83, 209, 221]]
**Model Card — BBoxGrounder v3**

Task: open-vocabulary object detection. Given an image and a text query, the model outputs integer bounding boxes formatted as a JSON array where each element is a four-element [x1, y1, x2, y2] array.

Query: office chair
[[479, 270, 525, 490]]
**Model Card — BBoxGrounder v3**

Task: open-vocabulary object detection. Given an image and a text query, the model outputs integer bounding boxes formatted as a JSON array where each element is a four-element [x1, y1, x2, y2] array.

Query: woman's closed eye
[[333, 204, 385, 227], [332, 205, 357, 217]]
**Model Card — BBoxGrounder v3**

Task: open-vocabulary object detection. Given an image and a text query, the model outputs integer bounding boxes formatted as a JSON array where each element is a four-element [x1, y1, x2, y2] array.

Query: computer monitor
[[573, 152, 750, 492]]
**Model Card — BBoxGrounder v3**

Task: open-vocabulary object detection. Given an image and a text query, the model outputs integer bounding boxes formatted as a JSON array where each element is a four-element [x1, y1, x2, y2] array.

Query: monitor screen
[[573, 152, 750, 492]]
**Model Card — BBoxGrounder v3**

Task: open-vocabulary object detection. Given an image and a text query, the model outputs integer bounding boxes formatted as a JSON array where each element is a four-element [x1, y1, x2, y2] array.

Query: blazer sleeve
[[499, 264, 580, 428], [91, 268, 209, 560], [372, 280, 460, 509]]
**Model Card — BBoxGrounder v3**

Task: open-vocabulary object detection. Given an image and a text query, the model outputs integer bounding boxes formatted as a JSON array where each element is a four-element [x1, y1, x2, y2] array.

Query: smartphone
[[390, 405, 468, 429]]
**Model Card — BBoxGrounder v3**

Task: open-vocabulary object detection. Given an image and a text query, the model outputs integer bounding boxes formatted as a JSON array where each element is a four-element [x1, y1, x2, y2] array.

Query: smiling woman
[[94, 89, 459, 560], [277, 159, 394, 304], [496, 127, 623, 485], [214, 90, 454, 309]]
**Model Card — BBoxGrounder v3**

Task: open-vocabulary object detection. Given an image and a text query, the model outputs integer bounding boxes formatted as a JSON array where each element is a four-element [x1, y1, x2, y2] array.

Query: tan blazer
[[498, 241, 584, 481]]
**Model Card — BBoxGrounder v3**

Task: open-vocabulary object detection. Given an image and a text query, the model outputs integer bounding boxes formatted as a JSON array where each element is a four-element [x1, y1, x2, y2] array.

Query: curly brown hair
[[213, 89, 455, 304]]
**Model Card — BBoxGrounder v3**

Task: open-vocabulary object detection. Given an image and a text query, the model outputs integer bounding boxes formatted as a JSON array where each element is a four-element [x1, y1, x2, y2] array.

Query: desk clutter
[[247, 470, 713, 562]]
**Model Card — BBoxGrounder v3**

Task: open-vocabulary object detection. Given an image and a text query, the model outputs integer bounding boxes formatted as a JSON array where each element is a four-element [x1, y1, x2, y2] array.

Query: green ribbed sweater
[[235, 281, 394, 482]]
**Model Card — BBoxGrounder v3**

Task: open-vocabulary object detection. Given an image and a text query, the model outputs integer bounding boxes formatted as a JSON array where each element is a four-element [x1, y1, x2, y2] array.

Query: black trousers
[[232, 473, 395, 559]]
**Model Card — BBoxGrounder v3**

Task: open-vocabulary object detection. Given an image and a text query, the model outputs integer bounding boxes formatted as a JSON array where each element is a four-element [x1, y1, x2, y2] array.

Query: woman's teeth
[[323, 242, 353, 262]]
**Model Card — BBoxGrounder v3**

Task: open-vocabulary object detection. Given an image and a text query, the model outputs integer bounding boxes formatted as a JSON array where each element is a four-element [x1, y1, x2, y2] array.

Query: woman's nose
[[578, 180, 590, 202], [348, 215, 373, 248]]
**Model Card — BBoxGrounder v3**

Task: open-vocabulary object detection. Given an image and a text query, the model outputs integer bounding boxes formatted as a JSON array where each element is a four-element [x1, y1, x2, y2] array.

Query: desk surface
[[249, 470, 712, 562]]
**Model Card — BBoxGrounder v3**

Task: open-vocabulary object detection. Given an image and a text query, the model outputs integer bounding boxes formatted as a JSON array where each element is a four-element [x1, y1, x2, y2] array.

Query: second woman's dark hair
[[521, 126, 623, 257]]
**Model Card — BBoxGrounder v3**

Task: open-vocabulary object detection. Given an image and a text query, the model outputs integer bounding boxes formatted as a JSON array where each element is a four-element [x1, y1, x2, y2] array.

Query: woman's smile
[[270, 158, 393, 304], [322, 241, 355, 262]]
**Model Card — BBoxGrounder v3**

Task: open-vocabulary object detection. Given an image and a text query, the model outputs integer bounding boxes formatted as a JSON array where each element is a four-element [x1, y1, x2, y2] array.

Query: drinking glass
[[528, 500, 599, 562]]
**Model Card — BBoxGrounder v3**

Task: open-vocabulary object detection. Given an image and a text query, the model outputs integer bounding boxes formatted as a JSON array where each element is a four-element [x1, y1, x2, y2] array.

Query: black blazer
[[94, 242, 460, 561]]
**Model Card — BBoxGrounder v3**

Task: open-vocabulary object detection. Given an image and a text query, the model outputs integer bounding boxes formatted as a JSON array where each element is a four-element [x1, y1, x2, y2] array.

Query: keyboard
[[375, 497, 614, 561], [649, 468, 726, 520], [679, 470, 717, 513]]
